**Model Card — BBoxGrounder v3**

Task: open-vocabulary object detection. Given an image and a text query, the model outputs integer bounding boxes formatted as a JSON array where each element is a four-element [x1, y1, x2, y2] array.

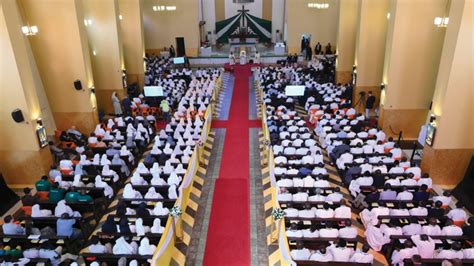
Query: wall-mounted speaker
[[11, 109, 24, 123], [74, 80, 82, 91]]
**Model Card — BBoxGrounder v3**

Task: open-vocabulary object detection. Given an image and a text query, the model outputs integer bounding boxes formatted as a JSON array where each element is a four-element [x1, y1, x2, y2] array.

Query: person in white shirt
[[463, 247, 474, 259], [411, 234, 435, 258], [447, 202, 468, 226], [422, 218, 442, 236], [334, 200, 352, 219], [315, 203, 335, 218], [417, 173, 433, 189], [276, 175, 293, 187], [302, 176, 315, 187], [293, 188, 309, 202], [380, 221, 403, 240], [432, 190, 452, 208], [309, 247, 333, 262], [396, 186, 414, 200], [441, 219, 463, 236], [299, 204, 316, 218], [402, 217, 423, 235], [434, 241, 464, 260], [390, 144, 402, 160], [308, 188, 326, 202], [409, 202, 428, 216], [326, 187, 343, 202], [328, 240, 354, 262], [313, 177, 330, 188], [319, 226, 339, 238], [277, 187, 293, 202], [286, 223, 303, 238], [350, 244, 374, 264], [302, 225, 319, 238], [338, 220, 358, 238], [290, 241, 311, 260], [391, 239, 419, 266], [284, 204, 299, 217]]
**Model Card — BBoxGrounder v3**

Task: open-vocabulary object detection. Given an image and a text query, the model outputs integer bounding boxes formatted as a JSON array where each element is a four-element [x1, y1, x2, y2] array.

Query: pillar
[[119, 0, 145, 88], [421, 0, 473, 185], [83, 0, 124, 116], [352, 0, 389, 114], [21, 0, 98, 134], [379, 0, 448, 139], [335, 0, 358, 84], [0, 0, 53, 185]]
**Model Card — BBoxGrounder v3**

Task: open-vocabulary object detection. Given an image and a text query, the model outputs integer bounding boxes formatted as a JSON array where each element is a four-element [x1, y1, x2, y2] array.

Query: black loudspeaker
[[11, 109, 24, 123], [452, 156, 474, 213], [176, 37, 186, 57], [74, 80, 82, 91]]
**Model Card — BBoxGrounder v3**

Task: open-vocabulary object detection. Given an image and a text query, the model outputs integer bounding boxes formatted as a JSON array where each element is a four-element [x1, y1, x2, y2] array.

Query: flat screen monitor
[[173, 57, 185, 64], [144, 86, 164, 97], [285, 85, 305, 96]]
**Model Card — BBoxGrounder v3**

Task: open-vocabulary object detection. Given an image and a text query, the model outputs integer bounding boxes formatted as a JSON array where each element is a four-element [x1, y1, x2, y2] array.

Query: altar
[[229, 37, 258, 44]]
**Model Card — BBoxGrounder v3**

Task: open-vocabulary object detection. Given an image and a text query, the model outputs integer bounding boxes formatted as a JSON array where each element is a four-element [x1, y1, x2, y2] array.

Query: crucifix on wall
[[237, 5, 249, 28]]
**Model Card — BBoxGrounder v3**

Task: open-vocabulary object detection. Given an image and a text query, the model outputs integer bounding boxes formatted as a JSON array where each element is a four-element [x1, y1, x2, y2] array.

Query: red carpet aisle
[[203, 64, 255, 265]]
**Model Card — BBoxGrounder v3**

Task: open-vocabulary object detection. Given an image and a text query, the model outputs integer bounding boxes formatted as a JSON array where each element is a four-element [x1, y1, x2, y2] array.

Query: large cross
[[237, 5, 250, 29]]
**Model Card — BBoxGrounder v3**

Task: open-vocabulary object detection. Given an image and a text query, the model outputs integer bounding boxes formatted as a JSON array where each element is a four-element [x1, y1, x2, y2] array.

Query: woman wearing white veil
[[136, 163, 150, 175], [92, 154, 100, 165], [54, 200, 81, 217], [31, 204, 52, 217], [167, 172, 181, 186], [168, 184, 178, 199], [150, 173, 167, 186], [123, 184, 142, 199], [144, 187, 163, 199], [152, 202, 169, 216], [138, 237, 156, 255], [112, 237, 137, 255], [132, 218, 149, 236], [102, 164, 119, 182], [112, 154, 130, 176], [100, 154, 111, 166], [94, 175, 114, 198], [131, 172, 148, 186], [150, 218, 164, 234]]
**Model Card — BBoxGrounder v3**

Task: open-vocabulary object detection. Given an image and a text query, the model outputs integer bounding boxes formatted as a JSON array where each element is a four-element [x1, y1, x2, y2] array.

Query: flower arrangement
[[170, 206, 182, 218], [271, 208, 285, 221]]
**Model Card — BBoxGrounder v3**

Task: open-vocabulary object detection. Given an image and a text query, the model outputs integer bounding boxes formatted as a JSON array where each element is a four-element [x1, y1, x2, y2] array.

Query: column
[[0, 0, 53, 185], [21, 0, 98, 134], [352, 0, 389, 113], [379, 0, 448, 139], [421, 0, 473, 185], [119, 0, 145, 87], [335, 0, 358, 84], [83, 0, 125, 116]]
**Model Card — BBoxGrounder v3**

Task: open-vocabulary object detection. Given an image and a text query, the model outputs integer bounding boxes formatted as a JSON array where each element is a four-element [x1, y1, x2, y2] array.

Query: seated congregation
[[259, 61, 473, 265], [0, 60, 221, 265]]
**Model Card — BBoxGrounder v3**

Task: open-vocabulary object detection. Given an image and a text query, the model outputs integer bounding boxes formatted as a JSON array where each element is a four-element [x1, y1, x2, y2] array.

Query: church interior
[[0, 0, 473, 265]]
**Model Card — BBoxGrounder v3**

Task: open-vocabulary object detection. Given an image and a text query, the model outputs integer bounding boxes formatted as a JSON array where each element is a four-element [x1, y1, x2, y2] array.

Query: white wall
[[203, 0, 216, 35], [272, 0, 284, 42], [225, 0, 262, 18]]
